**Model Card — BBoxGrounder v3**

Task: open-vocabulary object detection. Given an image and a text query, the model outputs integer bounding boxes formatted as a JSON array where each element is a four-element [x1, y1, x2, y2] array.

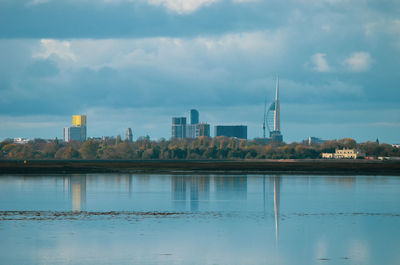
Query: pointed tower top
[[275, 75, 279, 101]]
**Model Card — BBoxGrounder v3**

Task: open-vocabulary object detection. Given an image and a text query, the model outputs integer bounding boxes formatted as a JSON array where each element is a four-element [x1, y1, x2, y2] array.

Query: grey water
[[0, 174, 400, 265]]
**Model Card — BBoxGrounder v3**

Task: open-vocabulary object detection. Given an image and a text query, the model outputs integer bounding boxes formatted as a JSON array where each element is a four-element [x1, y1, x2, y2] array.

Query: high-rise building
[[186, 124, 196, 138], [214, 125, 247, 139], [63, 115, 87, 142], [126, 128, 133, 142], [172, 117, 187, 139], [187, 123, 211, 138], [172, 110, 210, 139], [72, 115, 87, 127], [189, 109, 199, 125], [196, 123, 210, 137], [64, 126, 85, 142]]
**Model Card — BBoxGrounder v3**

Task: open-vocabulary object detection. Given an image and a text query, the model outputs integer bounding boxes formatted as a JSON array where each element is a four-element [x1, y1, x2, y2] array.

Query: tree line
[[0, 137, 399, 160]]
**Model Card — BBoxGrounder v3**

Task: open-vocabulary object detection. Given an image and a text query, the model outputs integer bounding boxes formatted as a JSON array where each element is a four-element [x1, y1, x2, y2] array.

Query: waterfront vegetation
[[0, 137, 399, 160]]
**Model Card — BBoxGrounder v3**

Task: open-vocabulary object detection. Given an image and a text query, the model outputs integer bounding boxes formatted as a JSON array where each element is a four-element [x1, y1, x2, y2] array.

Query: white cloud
[[147, 0, 219, 14], [310, 53, 331, 72], [33, 39, 77, 61], [343, 52, 372, 72], [232, 0, 259, 3], [100, 0, 255, 13], [52, 30, 287, 70]]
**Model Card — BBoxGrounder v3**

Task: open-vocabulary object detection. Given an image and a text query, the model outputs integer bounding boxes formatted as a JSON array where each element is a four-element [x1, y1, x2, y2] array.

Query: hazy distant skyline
[[0, 0, 399, 143]]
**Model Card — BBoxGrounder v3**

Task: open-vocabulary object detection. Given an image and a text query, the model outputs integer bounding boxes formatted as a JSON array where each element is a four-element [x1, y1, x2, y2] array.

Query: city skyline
[[0, 0, 399, 143]]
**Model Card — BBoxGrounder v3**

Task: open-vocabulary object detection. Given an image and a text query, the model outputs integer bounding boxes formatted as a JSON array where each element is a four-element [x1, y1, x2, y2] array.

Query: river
[[0, 174, 399, 265]]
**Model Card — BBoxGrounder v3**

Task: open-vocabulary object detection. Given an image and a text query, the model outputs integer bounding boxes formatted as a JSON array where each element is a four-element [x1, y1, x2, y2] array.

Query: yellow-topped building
[[72, 115, 87, 127], [64, 115, 87, 142]]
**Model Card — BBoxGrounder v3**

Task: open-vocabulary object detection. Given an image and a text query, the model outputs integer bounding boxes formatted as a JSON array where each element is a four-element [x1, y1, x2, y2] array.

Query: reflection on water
[[71, 175, 86, 212], [273, 176, 280, 245], [172, 176, 248, 211], [1, 174, 400, 265], [62, 175, 87, 212]]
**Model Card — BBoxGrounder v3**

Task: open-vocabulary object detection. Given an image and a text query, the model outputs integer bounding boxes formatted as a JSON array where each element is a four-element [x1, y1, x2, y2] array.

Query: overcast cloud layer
[[0, 0, 399, 142]]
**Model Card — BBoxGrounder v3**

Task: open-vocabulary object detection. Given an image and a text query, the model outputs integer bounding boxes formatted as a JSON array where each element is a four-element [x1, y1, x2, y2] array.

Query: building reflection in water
[[171, 175, 247, 211], [66, 175, 86, 212], [171, 176, 211, 211], [214, 176, 247, 200]]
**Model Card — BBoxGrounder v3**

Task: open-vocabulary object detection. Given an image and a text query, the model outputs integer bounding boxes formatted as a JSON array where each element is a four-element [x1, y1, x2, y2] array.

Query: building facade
[[189, 109, 199, 125], [172, 117, 187, 139], [64, 115, 87, 142], [322, 149, 365, 159], [126, 128, 133, 142], [307, 136, 327, 145], [64, 126, 86, 142], [186, 123, 211, 138], [214, 125, 247, 139], [196, 123, 210, 137], [72, 115, 87, 127]]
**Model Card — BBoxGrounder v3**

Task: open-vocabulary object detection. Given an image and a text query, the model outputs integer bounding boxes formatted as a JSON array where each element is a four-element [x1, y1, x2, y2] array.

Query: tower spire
[[274, 75, 280, 132]]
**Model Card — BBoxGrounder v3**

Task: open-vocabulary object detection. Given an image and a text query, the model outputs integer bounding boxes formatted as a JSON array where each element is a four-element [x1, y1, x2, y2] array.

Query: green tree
[[79, 140, 100, 159]]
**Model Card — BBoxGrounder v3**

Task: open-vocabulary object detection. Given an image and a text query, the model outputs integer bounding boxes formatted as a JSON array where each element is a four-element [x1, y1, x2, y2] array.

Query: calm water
[[0, 174, 400, 265]]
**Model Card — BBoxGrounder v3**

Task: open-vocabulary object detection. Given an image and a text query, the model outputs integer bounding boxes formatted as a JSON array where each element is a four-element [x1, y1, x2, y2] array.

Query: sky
[[0, 0, 399, 143]]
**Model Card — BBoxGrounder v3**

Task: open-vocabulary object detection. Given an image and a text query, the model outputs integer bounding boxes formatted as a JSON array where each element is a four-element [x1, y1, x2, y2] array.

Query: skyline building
[[72, 115, 87, 127], [214, 125, 247, 139], [172, 117, 187, 139], [172, 110, 211, 139], [196, 123, 210, 137], [189, 109, 199, 125], [63, 115, 87, 142], [126, 128, 133, 142]]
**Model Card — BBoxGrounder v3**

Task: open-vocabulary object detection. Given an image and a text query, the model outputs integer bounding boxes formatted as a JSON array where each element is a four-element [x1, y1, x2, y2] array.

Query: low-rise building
[[307, 136, 327, 145], [322, 148, 365, 159], [214, 125, 247, 139], [13, 138, 30, 144]]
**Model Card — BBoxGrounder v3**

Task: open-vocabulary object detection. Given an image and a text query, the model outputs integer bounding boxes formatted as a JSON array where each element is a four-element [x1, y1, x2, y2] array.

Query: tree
[[41, 143, 59, 158], [79, 140, 100, 159], [55, 146, 80, 159]]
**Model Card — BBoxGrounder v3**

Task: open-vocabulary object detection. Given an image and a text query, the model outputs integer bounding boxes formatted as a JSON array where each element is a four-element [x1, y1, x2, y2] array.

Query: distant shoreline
[[0, 159, 400, 175]]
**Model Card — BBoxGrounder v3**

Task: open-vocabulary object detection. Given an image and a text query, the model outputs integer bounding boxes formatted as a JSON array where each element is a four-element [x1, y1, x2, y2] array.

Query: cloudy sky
[[0, 0, 399, 143]]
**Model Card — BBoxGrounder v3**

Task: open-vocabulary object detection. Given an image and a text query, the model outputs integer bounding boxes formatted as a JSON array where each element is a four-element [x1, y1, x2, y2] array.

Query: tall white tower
[[274, 76, 280, 132]]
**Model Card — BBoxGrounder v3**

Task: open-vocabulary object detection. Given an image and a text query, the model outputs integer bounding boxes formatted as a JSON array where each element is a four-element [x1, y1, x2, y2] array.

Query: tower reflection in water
[[64, 175, 86, 212], [263, 175, 281, 246], [273, 175, 281, 245]]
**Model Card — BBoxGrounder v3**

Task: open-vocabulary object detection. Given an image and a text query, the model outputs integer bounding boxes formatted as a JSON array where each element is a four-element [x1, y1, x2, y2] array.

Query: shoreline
[[1, 159, 400, 175]]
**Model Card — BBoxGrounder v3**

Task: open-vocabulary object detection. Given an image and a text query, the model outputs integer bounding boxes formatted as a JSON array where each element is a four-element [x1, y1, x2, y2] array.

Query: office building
[[196, 123, 210, 137], [215, 125, 247, 139], [72, 115, 87, 127], [172, 110, 210, 139], [63, 115, 87, 142], [187, 123, 211, 138], [126, 128, 133, 142], [64, 126, 86, 142], [189, 109, 199, 125], [172, 117, 187, 139]]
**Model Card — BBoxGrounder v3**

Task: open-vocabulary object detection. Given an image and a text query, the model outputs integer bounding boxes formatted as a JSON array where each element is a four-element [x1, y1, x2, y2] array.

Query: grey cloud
[[0, 0, 280, 38], [24, 59, 59, 77]]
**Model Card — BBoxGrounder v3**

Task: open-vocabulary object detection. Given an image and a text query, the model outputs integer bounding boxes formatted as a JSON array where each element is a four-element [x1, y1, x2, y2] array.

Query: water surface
[[0, 174, 399, 265]]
